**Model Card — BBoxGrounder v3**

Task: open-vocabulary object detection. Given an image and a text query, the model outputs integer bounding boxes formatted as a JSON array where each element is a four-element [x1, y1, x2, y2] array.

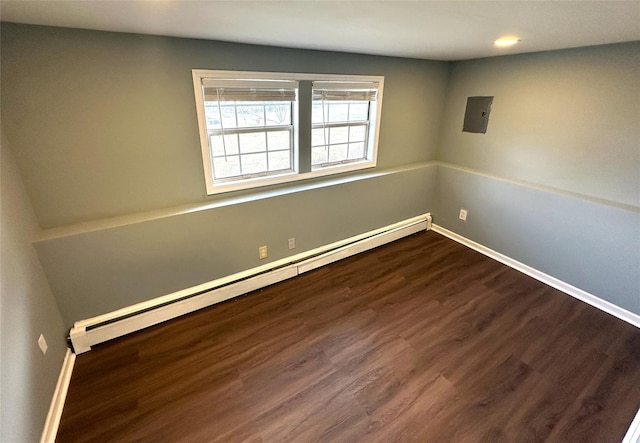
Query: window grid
[[205, 101, 294, 181], [311, 100, 371, 167], [209, 128, 294, 181]]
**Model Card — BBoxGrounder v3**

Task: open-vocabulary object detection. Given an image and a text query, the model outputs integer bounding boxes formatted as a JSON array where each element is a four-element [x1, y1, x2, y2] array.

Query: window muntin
[[193, 71, 384, 195]]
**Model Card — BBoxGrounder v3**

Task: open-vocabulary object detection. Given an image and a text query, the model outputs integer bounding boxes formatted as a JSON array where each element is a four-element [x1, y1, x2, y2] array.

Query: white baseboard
[[40, 348, 76, 443], [69, 213, 432, 353], [431, 224, 640, 329]]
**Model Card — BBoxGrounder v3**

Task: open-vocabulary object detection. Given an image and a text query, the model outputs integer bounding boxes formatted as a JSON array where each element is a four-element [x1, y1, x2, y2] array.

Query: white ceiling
[[1, 1, 639, 61]]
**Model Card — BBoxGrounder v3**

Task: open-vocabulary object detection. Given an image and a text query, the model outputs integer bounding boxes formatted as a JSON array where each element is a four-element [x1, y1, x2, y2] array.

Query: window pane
[[210, 135, 223, 156], [267, 130, 290, 151], [329, 126, 349, 144], [204, 103, 221, 129], [349, 102, 369, 121], [312, 128, 329, 147], [239, 132, 267, 154], [312, 146, 328, 165], [311, 103, 329, 124], [348, 142, 365, 160], [213, 155, 240, 179], [349, 125, 366, 142], [210, 134, 239, 157], [328, 144, 348, 163], [241, 153, 267, 174], [265, 103, 291, 125], [328, 103, 349, 123], [268, 151, 291, 171], [237, 104, 265, 128], [220, 104, 237, 128]]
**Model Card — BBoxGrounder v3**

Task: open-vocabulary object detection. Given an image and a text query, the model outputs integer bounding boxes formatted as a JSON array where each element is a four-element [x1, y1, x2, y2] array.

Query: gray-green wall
[[1, 23, 449, 326], [434, 42, 640, 314], [1, 23, 447, 228], [1, 131, 68, 442], [1, 22, 638, 441], [36, 167, 437, 325]]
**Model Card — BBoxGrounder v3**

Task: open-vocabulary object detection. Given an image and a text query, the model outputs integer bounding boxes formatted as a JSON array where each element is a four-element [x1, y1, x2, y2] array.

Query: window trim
[[193, 70, 384, 195]]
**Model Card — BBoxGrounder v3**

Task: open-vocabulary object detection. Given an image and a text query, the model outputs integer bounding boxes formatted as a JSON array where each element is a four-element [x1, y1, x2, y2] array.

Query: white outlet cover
[[38, 334, 48, 355], [288, 238, 296, 250], [459, 208, 468, 221]]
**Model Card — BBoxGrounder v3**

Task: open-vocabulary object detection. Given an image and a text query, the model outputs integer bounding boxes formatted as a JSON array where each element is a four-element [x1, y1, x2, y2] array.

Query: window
[[312, 82, 379, 169], [193, 70, 383, 194]]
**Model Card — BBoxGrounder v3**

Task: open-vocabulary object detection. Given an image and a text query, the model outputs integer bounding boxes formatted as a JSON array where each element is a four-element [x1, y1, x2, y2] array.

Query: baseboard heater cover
[[69, 213, 431, 353]]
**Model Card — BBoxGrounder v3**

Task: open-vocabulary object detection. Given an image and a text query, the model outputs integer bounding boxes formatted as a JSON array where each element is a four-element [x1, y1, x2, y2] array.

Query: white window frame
[[193, 70, 384, 195], [311, 81, 381, 170]]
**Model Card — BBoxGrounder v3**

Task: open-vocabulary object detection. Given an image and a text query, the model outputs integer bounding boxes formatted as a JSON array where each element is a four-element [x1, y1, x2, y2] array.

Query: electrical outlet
[[459, 208, 468, 221], [288, 238, 296, 250], [258, 245, 268, 259], [38, 334, 48, 355]]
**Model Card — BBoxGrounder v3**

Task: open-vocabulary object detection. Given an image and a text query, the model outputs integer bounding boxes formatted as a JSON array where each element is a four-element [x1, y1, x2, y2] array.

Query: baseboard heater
[[69, 213, 432, 354]]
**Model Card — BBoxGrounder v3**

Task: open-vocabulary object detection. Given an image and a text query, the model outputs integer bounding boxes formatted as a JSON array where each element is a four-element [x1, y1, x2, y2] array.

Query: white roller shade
[[313, 81, 379, 101], [203, 79, 297, 102]]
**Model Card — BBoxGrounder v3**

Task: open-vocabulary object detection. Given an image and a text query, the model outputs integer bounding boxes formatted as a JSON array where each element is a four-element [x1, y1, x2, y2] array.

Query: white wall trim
[[431, 224, 640, 329], [40, 348, 75, 443], [69, 213, 431, 353], [623, 407, 640, 443], [433, 161, 639, 214], [37, 163, 435, 242]]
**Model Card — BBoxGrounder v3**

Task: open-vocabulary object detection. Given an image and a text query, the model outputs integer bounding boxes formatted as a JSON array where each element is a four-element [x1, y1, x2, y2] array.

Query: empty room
[[1, 1, 639, 442]]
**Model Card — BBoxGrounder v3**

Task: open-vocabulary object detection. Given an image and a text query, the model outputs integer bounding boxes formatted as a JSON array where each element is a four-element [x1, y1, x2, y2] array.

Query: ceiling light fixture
[[493, 37, 520, 47]]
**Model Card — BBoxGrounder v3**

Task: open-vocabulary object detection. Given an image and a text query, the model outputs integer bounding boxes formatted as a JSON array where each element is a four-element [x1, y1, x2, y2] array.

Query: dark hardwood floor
[[56, 231, 640, 442]]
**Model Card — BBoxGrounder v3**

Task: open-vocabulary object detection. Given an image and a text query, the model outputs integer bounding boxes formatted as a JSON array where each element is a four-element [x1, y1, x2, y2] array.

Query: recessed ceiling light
[[493, 37, 521, 47]]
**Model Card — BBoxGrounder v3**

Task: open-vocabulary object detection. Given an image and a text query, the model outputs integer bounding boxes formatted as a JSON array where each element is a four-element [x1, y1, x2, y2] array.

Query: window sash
[[311, 122, 370, 167], [311, 85, 376, 169], [204, 101, 293, 131], [209, 125, 293, 137], [209, 126, 294, 181], [204, 98, 294, 182]]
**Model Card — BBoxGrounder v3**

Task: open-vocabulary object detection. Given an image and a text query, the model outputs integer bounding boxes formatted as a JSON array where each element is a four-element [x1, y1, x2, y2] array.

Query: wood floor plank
[[56, 231, 640, 442]]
